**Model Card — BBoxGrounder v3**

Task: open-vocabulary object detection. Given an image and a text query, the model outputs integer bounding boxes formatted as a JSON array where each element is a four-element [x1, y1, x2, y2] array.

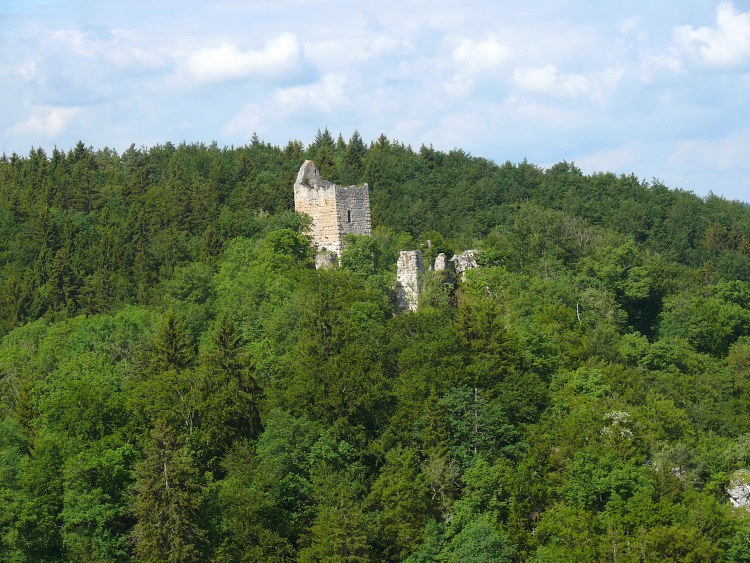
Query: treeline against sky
[[1, 130, 750, 560]]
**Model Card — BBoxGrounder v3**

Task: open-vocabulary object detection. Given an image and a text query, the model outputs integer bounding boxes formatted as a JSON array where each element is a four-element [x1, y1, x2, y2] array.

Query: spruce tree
[[150, 309, 196, 373], [131, 420, 205, 562]]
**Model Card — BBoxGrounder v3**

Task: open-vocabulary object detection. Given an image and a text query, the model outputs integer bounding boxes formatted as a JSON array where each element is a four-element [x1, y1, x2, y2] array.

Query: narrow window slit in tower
[[347, 210, 351, 223]]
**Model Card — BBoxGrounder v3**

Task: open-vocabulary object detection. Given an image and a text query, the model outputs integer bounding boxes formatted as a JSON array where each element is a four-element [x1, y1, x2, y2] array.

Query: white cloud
[[511, 62, 626, 104], [636, 50, 684, 83], [669, 129, 750, 172], [673, 1, 750, 68], [391, 119, 425, 142], [301, 32, 399, 76], [514, 65, 559, 91], [442, 74, 473, 97], [221, 103, 264, 138], [513, 65, 591, 97], [444, 35, 512, 96], [273, 74, 347, 114], [17, 59, 37, 79], [618, 16, 642, 36], [48, 28, 165, 72], [105, 38, 168, 72], [452, 36, 511, 70], [10, 106, 81, 137], [575, 142, 645, 174], [50, 30, 92, 56], [502, 96, 577, 127], [179, 33, 303, 84], [365, 34, 401, 58]]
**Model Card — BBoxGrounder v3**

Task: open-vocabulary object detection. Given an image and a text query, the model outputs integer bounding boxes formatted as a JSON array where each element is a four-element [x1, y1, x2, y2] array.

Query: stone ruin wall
[[293, 160, 480, 312], [334, 184, 372, 242], [293, 160, 371, 258], [396, 250, 424, 312], [293, 182, 342, 254], [396, 249, 479, 312], [449, 249, 478, 281]]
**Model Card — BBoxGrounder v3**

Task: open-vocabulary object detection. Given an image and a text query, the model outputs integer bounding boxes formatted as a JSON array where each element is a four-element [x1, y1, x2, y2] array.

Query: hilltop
[[1, 130, 750, 560]]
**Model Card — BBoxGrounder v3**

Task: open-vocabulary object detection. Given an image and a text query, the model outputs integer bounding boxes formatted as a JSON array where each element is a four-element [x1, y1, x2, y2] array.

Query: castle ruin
[[293, 160, 371, 261], [293, 160, 479, 312], [396, 250, 425, 312]]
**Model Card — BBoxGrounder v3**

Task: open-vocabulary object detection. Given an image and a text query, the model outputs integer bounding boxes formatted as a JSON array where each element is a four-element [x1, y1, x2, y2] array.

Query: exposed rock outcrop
[[729, 470, 750, 510]]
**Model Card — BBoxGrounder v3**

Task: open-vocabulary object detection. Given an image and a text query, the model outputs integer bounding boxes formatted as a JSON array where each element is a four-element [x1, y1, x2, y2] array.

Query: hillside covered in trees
[[2, 129, 750, 561]]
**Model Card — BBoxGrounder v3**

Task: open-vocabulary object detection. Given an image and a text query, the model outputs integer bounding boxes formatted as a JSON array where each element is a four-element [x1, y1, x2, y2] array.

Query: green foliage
[[189, 314, 261, 473], [0, 133, 750, 560], [438, 516, 515, 563], [213, 443, 294, 561], [369, 446, 433, 559], [528, 503, 599, 562], [38, 352, 125, 444], [60, 443, 136, 561], [298, 466, 372, 563], [149, 309, 196, 373], [660, 282, 750, 356], [131, 420, 206, 562]]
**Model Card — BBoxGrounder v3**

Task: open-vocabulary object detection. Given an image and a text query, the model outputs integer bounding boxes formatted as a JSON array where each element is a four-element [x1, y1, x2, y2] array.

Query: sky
[[1, 0, 749, 202]]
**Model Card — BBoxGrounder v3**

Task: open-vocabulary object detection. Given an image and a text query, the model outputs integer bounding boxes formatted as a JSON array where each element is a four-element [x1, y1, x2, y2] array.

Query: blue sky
[[1, 0, 749, 201]]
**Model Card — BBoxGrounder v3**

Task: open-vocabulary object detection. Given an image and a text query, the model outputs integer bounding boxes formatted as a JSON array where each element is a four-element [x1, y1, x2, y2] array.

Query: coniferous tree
[[47, 245, 77, 313], [314, 144, 338, 183], [198, 223, 223, 266], [336, 133, 347, 154], [299, 468, 372, 563], [131, 420, 205, 562], [150, 309, 196, 373], [190, 314, 261, 472], [308, 127, 335, 157]]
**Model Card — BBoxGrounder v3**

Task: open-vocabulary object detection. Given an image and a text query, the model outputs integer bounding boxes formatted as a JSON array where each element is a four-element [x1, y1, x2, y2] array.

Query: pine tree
[[299, 471, 372, 563], [47, 245, 78, 312], [336, 133, 347, 154], [347, 131, 366, 165], [190, 314, 261, 472], [284, 139, 304, 161], [150, 310, 196, 373], [339, 131, 366, 185], [198, 223, 223, 266], [314, 145, 338, 182], [307, 127, 335, 157], [71, 151, 102, 213], [131, 420, 206, 562]]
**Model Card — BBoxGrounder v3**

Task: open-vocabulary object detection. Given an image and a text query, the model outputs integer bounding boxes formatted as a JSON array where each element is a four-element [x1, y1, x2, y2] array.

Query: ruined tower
[[293, 160, 371, 261]]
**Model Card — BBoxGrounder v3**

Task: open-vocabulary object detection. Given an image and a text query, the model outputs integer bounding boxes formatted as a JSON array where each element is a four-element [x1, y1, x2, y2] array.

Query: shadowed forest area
[[2, 129, 750, 561]]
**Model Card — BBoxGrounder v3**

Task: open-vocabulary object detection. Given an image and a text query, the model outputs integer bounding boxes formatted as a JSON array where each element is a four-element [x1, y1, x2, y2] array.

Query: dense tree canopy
[[0, 132, 750, 560]]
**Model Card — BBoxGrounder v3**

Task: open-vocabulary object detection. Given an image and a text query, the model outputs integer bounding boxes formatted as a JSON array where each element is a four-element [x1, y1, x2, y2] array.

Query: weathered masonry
[[293, 160, 371, 260], [294, 160, 479, 312], [396, 250, 424, 312], [395, 249, 480, 312]]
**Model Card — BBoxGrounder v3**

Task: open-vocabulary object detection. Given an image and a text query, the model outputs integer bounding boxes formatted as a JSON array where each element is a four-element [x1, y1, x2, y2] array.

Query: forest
[[1, 128, 750, 561]]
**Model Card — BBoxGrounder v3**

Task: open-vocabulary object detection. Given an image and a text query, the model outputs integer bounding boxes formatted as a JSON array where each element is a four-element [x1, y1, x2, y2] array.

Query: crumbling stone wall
[[293, 160, 479, 313], [293, 160, 371, 257], [450, 249, 478, 281], [396, 250, 425, 312]]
